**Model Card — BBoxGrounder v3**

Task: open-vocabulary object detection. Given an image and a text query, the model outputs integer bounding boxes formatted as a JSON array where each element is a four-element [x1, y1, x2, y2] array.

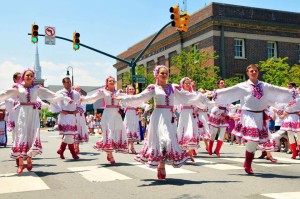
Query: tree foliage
[[259, 57, 300, 87], [170, 47, 221, 90]]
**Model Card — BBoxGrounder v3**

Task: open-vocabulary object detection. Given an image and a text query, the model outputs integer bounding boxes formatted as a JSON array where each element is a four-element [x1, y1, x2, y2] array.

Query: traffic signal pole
[[28, 21, 172, 86]]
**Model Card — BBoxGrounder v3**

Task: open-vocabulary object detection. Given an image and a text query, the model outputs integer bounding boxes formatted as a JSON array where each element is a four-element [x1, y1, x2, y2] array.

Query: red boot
[[208, 140, 214, 155], [290, 143, 297, 159], [214, 140, 223, 157], [192, 149, 197, 156], [68, 144, 80, 160], [244, 151, 254, 175], [57, 142, 67, 159], [258, 151, 267, 159]]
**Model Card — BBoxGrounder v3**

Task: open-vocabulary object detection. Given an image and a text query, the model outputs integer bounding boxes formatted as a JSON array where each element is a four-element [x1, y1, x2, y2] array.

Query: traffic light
[[179, 12, 190, 32], [31, 24, 39, 44], [170, 5, 180, 28], [73, 32, 80, 51]]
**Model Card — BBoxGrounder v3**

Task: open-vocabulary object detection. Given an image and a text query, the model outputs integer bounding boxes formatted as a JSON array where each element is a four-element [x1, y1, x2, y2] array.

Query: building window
[[267, 41, 277, 59], [298, 44, 300, 63], [234, 39, 245, 58], [235, 74, 246, 81], [146, 60, 155, 74], [193, 43, 199, 51]]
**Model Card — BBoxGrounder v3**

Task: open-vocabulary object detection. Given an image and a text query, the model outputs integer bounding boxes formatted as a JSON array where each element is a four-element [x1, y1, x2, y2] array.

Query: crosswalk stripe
[[0, 172, 50, 194], [129, 162, 196, 174], [193, 159, 244, 170], [221, 157, 295, 167], [68, 166, 132, 182], [261, 192, 300, 199]]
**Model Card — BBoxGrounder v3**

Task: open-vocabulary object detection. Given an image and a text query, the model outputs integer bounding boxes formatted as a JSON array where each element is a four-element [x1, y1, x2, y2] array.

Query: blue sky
[[0, 0, 299, 91]]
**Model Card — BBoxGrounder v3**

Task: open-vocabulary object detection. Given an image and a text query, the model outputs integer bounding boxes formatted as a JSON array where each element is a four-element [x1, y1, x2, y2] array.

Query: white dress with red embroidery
[[176, 104, 199, 150], [83, 89, 128, 153], [208, 105, 230, 128], [196, 107, 211, 140], [74, 102, 89, 143], [281, 97, 300, 132], [120, 84, 208, 168], [50, 89, 81, 136], [213, 80, 296, 145], [123, 101, 150, 142], [0, 84, 67, 159]]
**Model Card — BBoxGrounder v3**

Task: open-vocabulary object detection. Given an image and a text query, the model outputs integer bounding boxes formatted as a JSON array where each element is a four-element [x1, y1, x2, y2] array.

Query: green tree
[[258, 57, 290, 86], [288, 64, 300, 87], [170, 47, 220, 90]]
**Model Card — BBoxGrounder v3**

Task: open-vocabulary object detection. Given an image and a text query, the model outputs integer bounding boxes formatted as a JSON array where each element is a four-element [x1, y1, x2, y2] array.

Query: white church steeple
[[33, 44, 45, 86], [34, 44, 42, 79]]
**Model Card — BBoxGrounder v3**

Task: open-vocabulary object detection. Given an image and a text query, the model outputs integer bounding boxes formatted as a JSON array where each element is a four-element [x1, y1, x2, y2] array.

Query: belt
[[246, 110, 264, 113], [20, 102, 35, 106], [287, 112, 299, 115], [61, 110, 77, 115], [182, 106, 193, 109], [106, 105, 120, 109], [156, 105, 174, 109], [219, 106, 227, 111], [126, 107, 137, 110]]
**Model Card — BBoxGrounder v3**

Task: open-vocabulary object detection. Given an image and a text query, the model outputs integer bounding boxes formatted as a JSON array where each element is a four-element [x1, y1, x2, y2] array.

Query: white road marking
[[0, 172, 50, 194], [68, 166, 132, 182], [261, 192, 300, 199]]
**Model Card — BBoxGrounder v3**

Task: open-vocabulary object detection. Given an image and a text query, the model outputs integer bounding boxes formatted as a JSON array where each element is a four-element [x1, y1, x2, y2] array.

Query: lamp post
[[66, 66, 74, 86]]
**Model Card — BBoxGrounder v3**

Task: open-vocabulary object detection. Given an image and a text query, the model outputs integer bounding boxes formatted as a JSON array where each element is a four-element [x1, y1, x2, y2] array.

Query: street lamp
[[66, 66, 74, 86]]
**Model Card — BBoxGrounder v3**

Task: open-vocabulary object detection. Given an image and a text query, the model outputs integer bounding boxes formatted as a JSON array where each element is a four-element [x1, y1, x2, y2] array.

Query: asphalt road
[[0, 129, 299, 199]]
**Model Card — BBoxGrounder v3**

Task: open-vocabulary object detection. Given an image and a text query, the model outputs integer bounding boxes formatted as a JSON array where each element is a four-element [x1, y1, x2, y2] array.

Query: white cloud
[[0, 60, 117, 93], [0, 61, 25, 91]]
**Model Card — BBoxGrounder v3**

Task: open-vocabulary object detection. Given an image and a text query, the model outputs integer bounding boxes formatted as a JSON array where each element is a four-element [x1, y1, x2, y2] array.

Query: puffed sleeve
[[174, 85, 212, 108], [0, 88, 19, 102], [120, 84, 155, 108], [213, 84, 243, 105], [38, 87, 70, 104], [82, 89, 106, 104], [266, 83, 296, 104]]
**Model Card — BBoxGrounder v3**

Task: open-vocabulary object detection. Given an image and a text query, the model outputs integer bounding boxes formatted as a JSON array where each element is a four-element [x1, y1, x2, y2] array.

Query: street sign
[[45, 26, 56, 45], [136, 77, 146, 84]]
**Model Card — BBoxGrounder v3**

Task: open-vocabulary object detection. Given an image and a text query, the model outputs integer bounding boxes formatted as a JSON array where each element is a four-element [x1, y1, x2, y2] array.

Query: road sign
[[45, 26, 56, 45], [136, 77, 146, 84]]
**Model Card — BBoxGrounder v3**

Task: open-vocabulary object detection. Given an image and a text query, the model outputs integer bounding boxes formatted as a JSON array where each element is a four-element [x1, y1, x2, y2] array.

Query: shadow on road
[[77, 152, 100, 156], [230, 173, 300, 179], [138, 178, 241, 187]]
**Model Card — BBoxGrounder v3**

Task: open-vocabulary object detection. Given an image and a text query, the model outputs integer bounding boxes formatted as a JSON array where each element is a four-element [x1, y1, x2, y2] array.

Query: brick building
[[113, 2, 300, 88]]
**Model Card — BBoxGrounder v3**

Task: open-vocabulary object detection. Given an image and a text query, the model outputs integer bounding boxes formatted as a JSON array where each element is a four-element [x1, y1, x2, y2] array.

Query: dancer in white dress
[[207, 79, 230, 157], [82, 76, 128, 164], [123, 85, 151, 154], [212, 64, 296, 174], [73, 85, 89, 154], [0, 69, 69, 174], [50, 77, 81, 160], [279, 97, 300, 159], [177, 77, 205, 161], [118, 65, 208, 179]]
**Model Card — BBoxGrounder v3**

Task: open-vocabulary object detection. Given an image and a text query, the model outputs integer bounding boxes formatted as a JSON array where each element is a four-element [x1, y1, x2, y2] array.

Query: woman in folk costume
[[192, 83, 212, 153], [230, 104, 244, 145], [177, 77, 210, 161], [279, 96, 300, 159], [212, 64, 296, 174], [123, 85, 151, 154], [117, 65, 209, 180], [0, 69, 69, 174], [0, 108, 7, 147], [207, 79, 231, 157], [82, 76, 128, 164], [73, 85, 89, 154]]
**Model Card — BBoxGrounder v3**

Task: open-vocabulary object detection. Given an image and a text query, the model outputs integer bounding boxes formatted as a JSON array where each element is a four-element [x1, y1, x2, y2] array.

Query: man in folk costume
[[50, 77, 81, 160], [212, 64, 297, 174]]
